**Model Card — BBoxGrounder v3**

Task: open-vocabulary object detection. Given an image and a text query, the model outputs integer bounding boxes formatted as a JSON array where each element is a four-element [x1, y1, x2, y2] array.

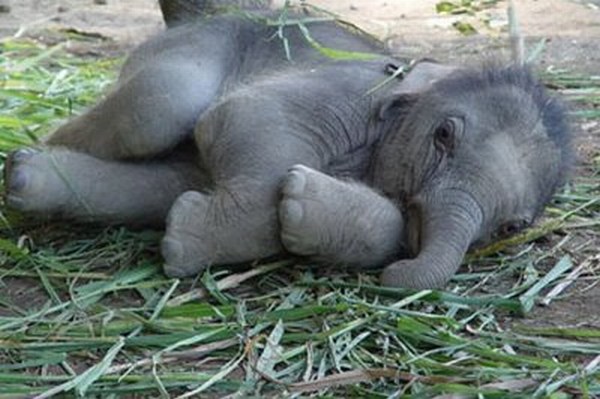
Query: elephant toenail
[[6, 195, 24, 209], [12, 148, 36, 162], [283, 171, 307, 196], [9, 170, 27, 192], [280, 199, 303, 225]]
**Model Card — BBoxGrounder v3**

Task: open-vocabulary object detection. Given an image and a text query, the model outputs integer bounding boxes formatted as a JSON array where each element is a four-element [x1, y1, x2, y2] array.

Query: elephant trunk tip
[[380, 258, 454, 290]]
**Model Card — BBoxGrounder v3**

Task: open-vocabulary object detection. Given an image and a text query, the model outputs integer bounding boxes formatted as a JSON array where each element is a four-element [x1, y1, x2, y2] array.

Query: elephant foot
[[162, 190, 213, 278], [3, 148, 69, 214], [278, 164, 340, 257]]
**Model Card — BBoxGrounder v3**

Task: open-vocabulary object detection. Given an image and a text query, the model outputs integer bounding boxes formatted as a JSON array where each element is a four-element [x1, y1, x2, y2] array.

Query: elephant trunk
[[381, 188, 483, 289]]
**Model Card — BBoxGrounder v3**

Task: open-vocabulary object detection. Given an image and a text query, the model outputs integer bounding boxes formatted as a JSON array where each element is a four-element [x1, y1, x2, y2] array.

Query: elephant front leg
[[161, 181, 283, 277], [279, 165, 407, 268]]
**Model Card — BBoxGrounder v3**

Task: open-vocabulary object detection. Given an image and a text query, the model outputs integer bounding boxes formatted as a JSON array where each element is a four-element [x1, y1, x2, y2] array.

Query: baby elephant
[[3, 4, 572, 289]]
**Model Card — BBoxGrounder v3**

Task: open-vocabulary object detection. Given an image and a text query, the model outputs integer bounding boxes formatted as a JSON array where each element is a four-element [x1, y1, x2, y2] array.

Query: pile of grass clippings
[[0, 35, 599, 398]]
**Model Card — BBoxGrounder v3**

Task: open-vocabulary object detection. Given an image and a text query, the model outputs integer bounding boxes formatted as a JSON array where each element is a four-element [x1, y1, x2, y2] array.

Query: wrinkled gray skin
[[3, 2, 572, 289]]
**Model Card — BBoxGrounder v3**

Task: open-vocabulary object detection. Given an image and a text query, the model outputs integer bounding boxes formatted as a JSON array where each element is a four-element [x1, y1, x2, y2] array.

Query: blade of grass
[[35, 336, 125, 398], [519, 255, 573, 312]]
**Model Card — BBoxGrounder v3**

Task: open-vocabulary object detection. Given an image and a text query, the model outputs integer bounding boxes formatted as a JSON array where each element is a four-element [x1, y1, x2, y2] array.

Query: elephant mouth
[[406, 200, 423, 258]]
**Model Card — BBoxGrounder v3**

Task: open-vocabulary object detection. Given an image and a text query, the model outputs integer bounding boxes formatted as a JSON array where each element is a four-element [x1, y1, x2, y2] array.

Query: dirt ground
[[1, 0, 599, 70], [1, 0, 599, 329]]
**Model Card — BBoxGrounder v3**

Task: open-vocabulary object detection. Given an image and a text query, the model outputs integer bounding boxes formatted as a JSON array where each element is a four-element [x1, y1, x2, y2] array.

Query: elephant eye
[[434, 118, 457, 152], [496, 219, 530, 238]]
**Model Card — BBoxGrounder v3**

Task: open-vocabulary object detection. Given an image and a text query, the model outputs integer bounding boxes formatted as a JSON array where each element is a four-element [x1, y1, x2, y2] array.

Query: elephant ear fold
[[378, 61, 461, 120], [378, 93, 418, 120]]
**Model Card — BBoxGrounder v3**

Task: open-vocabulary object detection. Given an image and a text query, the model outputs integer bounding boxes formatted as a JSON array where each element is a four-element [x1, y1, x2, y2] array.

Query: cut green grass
[[0, 36, 599, 398], [0, 39, 119, 154]]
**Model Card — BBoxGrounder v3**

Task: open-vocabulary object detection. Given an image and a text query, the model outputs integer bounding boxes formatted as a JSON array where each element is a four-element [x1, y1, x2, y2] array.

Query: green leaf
[[256, 320, 285, 377], [453, 21, 478, 35], [519, 255, 573, 313], [297, 23, 380, 61], [436, 1, 460, 13], [0, 238, 28, 259], [35, 337, 125, 398], [201, 268, 232, 305]]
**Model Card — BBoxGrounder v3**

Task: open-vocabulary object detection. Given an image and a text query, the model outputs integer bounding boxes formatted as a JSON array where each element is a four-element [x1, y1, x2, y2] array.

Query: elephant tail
[[159, 0, 272, 27]]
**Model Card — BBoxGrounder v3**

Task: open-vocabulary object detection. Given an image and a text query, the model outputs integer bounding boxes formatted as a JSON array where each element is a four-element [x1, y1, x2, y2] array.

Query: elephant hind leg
[[4, 147, 208, 226], [47, 58, 223, 160]]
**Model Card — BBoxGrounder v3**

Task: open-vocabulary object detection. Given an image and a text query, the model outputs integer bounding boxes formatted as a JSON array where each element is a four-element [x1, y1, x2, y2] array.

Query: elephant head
[[371, 63, 572, 289]]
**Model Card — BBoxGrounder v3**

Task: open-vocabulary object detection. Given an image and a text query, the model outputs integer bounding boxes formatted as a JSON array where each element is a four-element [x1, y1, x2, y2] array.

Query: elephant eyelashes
[[433, 118, 460, 152]]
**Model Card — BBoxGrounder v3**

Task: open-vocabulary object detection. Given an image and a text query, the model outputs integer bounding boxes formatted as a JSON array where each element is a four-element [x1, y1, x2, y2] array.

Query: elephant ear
[[378, 61, 461, 120]]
